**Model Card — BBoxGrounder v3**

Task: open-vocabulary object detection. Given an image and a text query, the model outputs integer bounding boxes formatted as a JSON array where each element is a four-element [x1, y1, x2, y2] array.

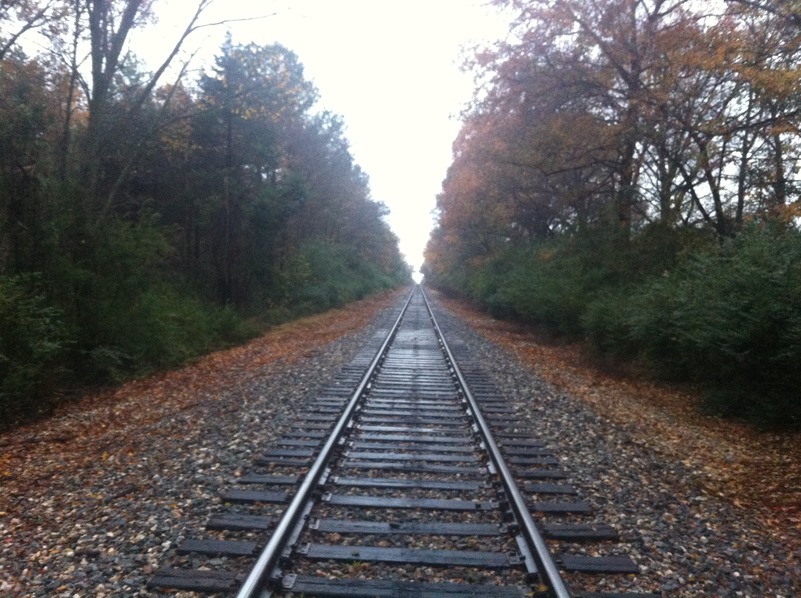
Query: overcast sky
[[142, 0, 510, 274]]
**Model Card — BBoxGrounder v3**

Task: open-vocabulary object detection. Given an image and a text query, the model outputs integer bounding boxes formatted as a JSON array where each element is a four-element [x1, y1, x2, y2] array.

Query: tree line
[[0, 1, 410, 426], [424, 0, 801, 426]]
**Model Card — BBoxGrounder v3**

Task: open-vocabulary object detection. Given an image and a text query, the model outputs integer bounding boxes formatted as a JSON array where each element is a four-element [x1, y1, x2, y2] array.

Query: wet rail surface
[[149, 286, 658, 597]]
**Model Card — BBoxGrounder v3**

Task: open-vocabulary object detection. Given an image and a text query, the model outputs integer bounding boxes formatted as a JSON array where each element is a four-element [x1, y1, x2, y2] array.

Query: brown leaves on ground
[[2, 286, 798, 557], [437, 293, 801, 541], [0, 290, 403, 507]]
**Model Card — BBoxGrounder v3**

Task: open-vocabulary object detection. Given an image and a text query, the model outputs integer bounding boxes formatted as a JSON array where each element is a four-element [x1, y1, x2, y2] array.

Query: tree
[[0, 0, 69, 60], [426, 0, 801, 424], [78, 0, 223, 222], [0, 7, 409, 422], [0, 54, 60, 274], [192, 39, 318, 304]]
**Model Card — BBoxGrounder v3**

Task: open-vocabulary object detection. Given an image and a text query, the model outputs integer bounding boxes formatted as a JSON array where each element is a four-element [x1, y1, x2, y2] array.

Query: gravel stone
[[429, 291, 801, 597], [2, 288, 798, 597], [0, 294, 405, 597]]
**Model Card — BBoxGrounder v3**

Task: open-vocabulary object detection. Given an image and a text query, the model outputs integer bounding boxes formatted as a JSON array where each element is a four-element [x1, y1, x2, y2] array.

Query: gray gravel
[[0, 296, 404, 597], [1, 289, 798, 597], [430, 292, 801, 598]]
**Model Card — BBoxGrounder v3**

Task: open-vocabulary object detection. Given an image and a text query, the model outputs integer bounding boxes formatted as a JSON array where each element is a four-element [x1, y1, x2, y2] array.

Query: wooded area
[[424, 0, 801, 426], [0, 1, 410, 426]]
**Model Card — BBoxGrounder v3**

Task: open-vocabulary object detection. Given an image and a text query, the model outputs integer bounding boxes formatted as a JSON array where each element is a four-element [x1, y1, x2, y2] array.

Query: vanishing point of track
[[149, 286, 658, 597]]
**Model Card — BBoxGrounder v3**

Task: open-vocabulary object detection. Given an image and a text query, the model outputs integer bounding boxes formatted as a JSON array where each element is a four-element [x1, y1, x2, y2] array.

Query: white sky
[[142, 0, 510, 273]]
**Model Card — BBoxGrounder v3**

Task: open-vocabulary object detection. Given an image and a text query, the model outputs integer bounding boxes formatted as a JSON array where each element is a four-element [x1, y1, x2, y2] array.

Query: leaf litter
[[438, 292, 801, 575], [1, 286, 798, 596]]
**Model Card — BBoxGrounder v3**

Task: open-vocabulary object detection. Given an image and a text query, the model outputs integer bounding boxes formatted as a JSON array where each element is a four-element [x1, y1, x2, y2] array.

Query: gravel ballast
[[1, 287, 799, 597], [0, 292, 405, 597], [431, 292, 800, 597]]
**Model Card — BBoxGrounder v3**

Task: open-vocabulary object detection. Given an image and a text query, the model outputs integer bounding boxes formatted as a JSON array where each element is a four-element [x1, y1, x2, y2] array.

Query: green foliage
[[0, 35, 409, 430], [282, 241, 405, 315], [425, 0, 801, 428], [0, 275, 68, 425], [477, 244, 590, 337], [582, 225, 801, 426], [461, 227, 666, 337], [70, 217, 260, 382], [85, 284, 259, 382], [430, 222, 801, 428]]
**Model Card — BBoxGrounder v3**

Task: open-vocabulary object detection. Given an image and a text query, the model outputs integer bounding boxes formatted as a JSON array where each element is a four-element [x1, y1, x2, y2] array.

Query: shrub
[[282, 241, 400, 314], [85, 284, 260, 381], [583, 225, 801, 427], [0, 275, 69, 425], [476, 238, 623, 338]]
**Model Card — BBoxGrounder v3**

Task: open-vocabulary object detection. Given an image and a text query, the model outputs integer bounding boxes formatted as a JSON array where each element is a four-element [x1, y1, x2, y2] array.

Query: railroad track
[[149, 286, 658, 597]]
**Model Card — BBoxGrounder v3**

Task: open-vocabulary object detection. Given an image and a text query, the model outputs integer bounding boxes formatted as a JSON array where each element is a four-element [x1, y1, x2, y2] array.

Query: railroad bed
[[149, 286, 659, 597]]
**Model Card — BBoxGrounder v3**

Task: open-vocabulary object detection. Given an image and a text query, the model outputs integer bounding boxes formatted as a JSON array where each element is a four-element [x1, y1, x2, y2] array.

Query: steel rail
[[235, 286, 417, 598], [421, 286, 573, 598]]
